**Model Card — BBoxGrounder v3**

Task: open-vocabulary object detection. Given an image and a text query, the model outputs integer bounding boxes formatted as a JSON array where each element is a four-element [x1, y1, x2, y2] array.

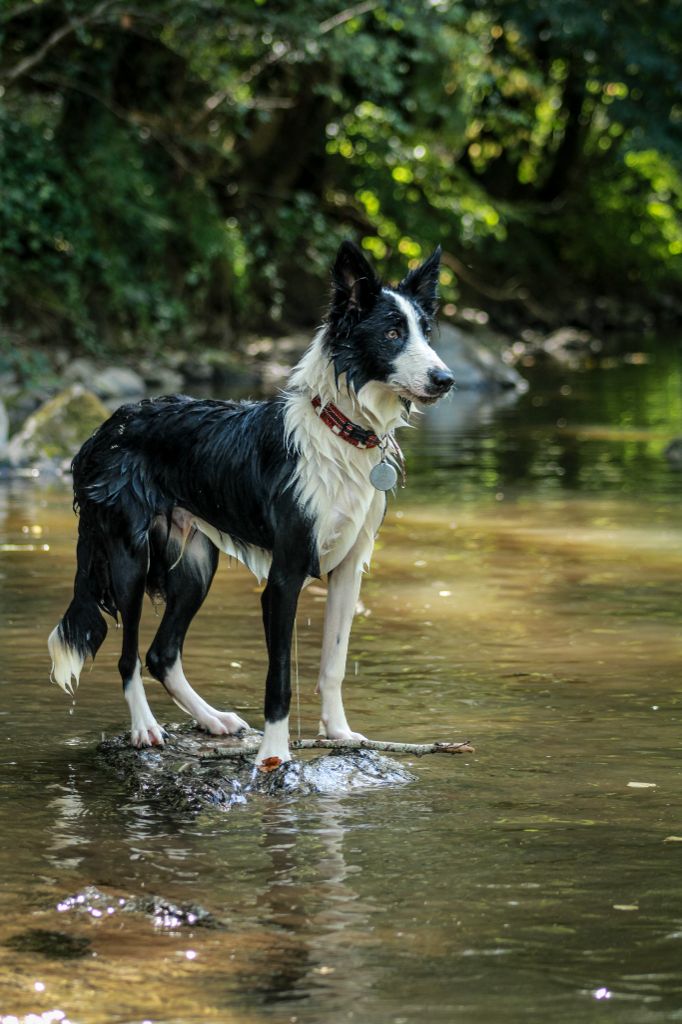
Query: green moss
[[6, 386, 110, 466]]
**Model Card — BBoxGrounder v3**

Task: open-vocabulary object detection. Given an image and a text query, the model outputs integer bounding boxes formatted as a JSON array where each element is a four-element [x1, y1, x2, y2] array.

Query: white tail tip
[[48, 624, 84, 696]]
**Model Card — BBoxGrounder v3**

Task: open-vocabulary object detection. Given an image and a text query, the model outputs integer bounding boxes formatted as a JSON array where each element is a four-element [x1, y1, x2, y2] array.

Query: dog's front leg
[[318, 493, 384, 739], [256, 567, 306, 766], [317, 553, 367, 741]]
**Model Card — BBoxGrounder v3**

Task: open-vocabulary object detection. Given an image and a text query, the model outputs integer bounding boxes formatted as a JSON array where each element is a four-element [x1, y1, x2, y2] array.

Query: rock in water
[[97, 724, 416, 813], [436, 323, 527, 391], [55, 884, 218, 929], [4, 385, 110, 469], [0, 398, 8, 452], [91, 365, 146, 400], [664, 438, 682, 468], [255, 749, 417, 796]]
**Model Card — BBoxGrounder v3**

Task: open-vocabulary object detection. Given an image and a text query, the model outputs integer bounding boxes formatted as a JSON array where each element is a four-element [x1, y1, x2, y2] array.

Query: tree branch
[[2, 0, 117, 85], [196, 0, 379, 124]]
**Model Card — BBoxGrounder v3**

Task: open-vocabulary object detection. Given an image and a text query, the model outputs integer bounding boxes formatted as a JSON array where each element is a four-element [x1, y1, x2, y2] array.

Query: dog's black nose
[[427, 367, 456, 394]]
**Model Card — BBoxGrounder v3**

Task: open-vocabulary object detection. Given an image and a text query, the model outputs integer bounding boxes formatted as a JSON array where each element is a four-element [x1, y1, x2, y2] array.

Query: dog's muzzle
[[426, 367, 456, 397]]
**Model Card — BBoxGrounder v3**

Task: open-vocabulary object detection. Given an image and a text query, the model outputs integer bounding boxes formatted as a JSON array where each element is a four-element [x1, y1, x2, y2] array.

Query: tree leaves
[[0, 0, 679, 350]]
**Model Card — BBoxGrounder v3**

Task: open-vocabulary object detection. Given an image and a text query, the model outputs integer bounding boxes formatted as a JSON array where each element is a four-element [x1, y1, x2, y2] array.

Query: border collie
[[48, 242, 454, 766]]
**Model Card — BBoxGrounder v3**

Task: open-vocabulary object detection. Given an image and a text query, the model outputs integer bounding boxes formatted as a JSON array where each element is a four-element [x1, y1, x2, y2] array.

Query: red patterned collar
[[311, 395, 382, 449]]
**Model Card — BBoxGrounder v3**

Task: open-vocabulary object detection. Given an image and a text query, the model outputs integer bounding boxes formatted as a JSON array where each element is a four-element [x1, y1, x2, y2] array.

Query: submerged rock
[[97, 723, 416, 813], [3, 385, 110, 469], [55, 884, 217, 929], [6, 928, 92, 960]]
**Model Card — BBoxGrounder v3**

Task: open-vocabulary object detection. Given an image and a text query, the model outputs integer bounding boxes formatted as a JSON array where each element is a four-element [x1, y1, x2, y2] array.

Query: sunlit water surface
[[1, 344, 681, 1023]]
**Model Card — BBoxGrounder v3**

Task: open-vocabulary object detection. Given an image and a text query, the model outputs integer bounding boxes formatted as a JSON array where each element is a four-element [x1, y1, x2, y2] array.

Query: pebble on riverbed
[[97, 723, 416, 813]]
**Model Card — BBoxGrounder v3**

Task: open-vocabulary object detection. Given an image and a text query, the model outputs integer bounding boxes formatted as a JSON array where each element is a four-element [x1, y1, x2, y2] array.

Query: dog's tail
[[48, 505, 112, 695]]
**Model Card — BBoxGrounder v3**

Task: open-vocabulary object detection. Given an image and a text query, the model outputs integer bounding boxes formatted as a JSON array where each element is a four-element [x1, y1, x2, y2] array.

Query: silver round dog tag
[[369, 459, 398, 491]]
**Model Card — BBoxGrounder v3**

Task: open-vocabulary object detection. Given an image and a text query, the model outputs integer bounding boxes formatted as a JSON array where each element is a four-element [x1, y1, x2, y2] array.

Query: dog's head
[[325, 241, 455, 406]]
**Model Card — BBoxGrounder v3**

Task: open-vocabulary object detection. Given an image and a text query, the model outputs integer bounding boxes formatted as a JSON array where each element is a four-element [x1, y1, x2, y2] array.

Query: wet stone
[[97, 723, 416, 814], [664, 438, 682, 467], [56, 884, 217, 929], [255, 749, 417, 796], [6, 928, 92, 960], [3, 384, 110, 469]]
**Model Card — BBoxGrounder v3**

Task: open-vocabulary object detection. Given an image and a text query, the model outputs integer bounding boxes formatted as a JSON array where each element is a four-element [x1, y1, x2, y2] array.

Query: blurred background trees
[[1, 0, 681, 356]]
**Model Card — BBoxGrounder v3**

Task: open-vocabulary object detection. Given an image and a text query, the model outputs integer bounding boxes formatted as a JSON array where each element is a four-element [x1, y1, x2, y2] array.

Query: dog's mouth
[[395, 387, 442, 406]]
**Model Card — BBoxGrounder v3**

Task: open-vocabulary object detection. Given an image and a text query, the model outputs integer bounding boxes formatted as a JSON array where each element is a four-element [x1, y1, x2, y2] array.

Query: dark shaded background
[[1, 0, 681, 363]]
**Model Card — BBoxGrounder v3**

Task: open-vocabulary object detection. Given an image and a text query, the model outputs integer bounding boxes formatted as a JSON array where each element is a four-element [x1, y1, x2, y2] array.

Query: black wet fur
[[64, 395, 317, 724]]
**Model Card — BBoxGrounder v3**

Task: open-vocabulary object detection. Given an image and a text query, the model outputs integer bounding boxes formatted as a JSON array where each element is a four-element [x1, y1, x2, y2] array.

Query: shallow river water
[[1, 342, 681, 1024]]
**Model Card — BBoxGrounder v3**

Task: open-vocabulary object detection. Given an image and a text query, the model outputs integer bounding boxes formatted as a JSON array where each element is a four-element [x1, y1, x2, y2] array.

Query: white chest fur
[[285, 393, 382, 575]]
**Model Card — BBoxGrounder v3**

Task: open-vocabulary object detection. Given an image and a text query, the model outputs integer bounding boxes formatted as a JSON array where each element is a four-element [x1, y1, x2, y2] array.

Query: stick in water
[[198, 736, 474, 760]]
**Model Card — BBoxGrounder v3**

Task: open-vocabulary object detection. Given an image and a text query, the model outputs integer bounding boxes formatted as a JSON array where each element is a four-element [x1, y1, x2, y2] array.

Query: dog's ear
[[329, 241, 381, 328], [399, 245, 442, 317]]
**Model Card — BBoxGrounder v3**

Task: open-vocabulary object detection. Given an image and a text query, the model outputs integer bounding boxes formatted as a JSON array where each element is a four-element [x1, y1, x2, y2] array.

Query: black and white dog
[[48, 242, 454, 766]]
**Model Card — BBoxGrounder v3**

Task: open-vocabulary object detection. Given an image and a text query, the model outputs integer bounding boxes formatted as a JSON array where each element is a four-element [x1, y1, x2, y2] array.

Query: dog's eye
[[385, 328, 400, 341]]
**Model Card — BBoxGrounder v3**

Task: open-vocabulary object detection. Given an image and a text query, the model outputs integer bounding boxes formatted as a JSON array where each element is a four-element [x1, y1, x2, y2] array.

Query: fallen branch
[[198, 736, 474, 761], [294, 737, 474, 756]]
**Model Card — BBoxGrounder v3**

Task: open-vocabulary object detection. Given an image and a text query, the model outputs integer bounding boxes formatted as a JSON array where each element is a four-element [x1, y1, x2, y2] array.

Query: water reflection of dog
[[241, 798, 375, 1009]]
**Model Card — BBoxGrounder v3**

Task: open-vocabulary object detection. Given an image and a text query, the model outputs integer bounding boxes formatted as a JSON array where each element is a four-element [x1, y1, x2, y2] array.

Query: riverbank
[[1, 317, 525, 470], [3, 314, 671, 474]]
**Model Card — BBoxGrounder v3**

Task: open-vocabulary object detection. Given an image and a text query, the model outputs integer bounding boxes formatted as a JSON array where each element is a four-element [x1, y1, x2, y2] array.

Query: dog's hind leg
[[146, 528, 249, 735], [111, 537, 165, 748]]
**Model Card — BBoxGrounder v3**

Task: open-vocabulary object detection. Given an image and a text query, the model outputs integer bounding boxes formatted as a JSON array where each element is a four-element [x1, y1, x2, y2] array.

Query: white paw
[[214, 710, 250, 734], [194, 710, 249, 736], [318, 719, 367, 742], [256, 719, 291, 766], [255, 742, 292, 766], [194, 713, 229, 736], [131, 721, 165, 747], [256, 752, 291, 768]]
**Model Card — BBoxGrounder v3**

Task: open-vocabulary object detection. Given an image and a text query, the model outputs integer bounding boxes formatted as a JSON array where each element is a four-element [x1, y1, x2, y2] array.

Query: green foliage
[[0, 0, 680, 353]]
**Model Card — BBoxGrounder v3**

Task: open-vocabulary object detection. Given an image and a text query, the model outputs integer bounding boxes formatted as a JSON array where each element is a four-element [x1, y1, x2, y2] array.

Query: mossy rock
[[5, 384, 110, 468]]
